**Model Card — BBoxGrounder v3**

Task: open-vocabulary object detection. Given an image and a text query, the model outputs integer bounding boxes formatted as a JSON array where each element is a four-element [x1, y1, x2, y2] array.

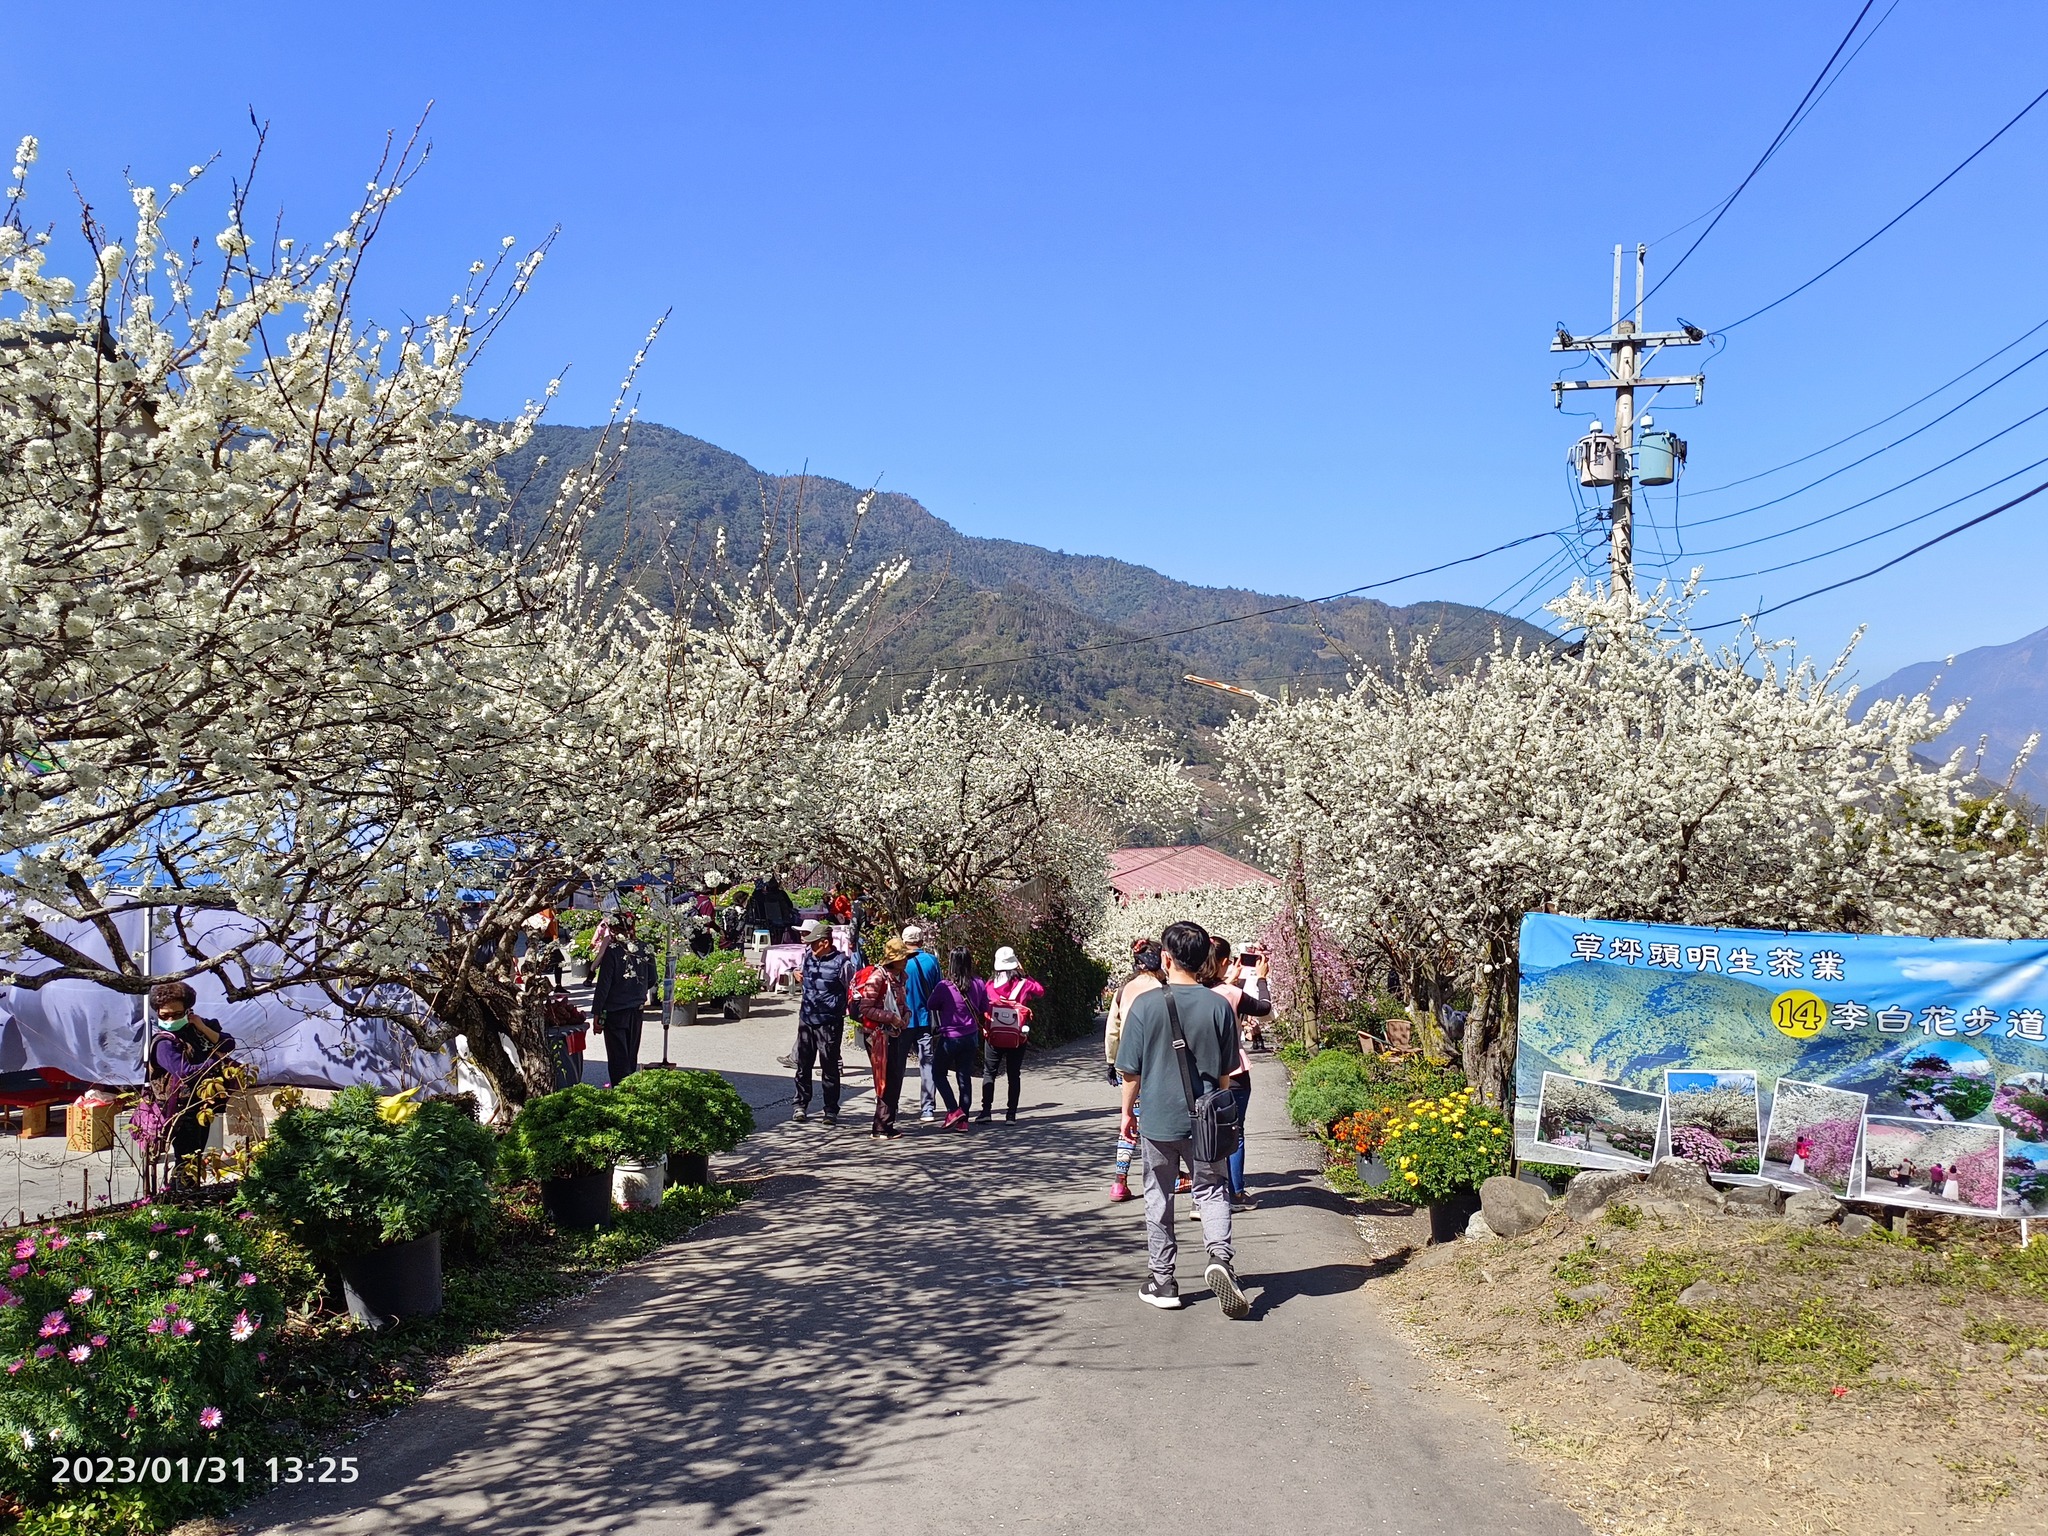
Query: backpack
[[985, 998, 1030, 1051]]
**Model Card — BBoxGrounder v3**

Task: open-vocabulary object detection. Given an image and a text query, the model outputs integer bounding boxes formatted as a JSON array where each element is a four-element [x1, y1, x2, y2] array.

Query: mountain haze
[[503, 422, 1553, 744], [1868, 623, 2048, 804]]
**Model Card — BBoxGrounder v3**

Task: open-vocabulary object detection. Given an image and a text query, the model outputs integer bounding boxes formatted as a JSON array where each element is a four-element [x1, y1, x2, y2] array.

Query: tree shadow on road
[[248, 1048, 1146, 1536]]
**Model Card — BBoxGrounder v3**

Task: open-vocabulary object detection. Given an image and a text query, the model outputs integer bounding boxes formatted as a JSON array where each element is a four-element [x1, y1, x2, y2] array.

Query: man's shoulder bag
[[1162, 988, 1241, 1164]]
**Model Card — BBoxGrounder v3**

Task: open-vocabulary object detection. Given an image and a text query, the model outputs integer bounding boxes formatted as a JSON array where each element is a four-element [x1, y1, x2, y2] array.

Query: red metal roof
[[1106, 845, 1278, 901]]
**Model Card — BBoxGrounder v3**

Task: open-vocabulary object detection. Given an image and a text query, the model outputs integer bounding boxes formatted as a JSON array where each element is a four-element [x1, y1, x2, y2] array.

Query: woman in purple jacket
[[144, 981, 237, 1183], [927, 948, 988, 1131]]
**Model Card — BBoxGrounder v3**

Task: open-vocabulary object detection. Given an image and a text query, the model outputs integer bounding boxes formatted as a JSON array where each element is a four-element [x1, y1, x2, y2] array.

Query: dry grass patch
[[1370, 1200, 2048, 1536]]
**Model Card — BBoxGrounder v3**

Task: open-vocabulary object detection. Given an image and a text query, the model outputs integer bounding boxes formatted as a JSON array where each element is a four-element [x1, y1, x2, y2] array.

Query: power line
[[1718, 79, 2048, 332], [1680, 395, 2048, 546], [1635, 1, 1880, 316], [1680, 344, 2048, 534], [1713, 451, 2048, 580], [1639, 0, 1904, 255], [1693, 475, 2048, 632], [876, 527, 1570, 680], [1687, 313, 2048, 496]]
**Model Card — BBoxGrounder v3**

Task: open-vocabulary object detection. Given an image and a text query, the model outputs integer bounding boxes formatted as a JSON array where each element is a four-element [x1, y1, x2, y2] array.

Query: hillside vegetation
[[494, 422, 1554, 746]]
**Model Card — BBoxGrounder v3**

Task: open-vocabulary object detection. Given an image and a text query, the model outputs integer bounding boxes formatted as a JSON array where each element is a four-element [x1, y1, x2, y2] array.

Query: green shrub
[[616, 1069, 755, 1155], [792, 886, 828, 908], [236, 1088, 498, 1264], [499, 1085, 669, 1183], [0, 1207, 288, 1509], [1286, 1050, 1375, 1130], [1276, 1039, 1314, 1068], [1017, 922, 1111, 1048]]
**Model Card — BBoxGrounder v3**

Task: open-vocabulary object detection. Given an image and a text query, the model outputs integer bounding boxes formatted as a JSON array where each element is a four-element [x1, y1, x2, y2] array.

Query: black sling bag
[[1163, 987, 1241, 1164]]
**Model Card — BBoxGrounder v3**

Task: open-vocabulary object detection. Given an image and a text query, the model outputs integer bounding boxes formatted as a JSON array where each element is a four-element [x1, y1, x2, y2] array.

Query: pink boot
[[1109, 1176, 1132, 1203]]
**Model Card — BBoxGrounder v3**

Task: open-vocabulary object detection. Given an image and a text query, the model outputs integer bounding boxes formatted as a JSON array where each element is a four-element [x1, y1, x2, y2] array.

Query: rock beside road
[[1839, 1212, 1877, 1238], [1784, 1189, 1843, 1227], [1647, 1157, 1720, 1206], [1720, 1184, 1784, 1218], [1566, 1169, 1640, 1221], [1481, 1174, 1553, 1238]]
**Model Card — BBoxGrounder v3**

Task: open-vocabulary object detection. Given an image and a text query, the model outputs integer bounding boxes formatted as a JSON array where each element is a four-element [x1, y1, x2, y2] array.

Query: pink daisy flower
[[65, 1345, 89, 1364], [174, 1274, 195, 1287], [38, 1313, 68, 1338], [68, 1287, 92, 1305], [89, 1334, 107, 1348], [145, 1319, 167, 1336], [148, 1222, 168, 1233], [33, 1345, 55, 1360], [230, 1312, 256, 1343], [171, 1319, 194, 1337], [4, 1361, 19, 1375], [237, 1273, 257, 1287], [11, 1241, 33, 1260], [6, 1264, 27, 1280], [46, 1236, 67, 1251], [198, 1407, 222, 1430]]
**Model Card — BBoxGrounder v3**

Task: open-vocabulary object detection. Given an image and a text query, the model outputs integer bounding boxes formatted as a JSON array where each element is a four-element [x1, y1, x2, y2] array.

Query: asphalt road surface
[[239, 998, 1582, 1535]]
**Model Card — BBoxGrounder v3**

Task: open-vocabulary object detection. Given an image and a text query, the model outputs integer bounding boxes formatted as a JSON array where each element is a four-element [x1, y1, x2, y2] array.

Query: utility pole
[[1552, 244, 1706, 592]]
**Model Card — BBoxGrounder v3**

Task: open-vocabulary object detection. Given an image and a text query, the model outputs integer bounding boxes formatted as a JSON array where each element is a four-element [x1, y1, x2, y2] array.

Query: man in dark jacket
[[590, 913, 657, 1083], [742, 874, 801, 942], [793, 919, 856, 1124]]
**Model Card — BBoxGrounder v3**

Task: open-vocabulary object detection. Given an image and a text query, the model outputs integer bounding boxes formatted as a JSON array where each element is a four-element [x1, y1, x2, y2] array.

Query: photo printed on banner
[[1760, 1077, 1866, 1197], [1532, 1071, 1664, 1173], [1858, 1115, 2004, 1215], [1664, 1069, 1765, 1185]]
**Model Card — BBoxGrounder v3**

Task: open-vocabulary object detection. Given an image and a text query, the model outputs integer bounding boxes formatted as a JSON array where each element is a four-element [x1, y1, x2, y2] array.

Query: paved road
[[242, 1005, 1581, 1535]]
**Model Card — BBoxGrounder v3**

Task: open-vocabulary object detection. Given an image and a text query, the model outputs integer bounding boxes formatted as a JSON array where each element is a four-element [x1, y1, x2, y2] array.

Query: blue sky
[[10, 2, 2048, 679]]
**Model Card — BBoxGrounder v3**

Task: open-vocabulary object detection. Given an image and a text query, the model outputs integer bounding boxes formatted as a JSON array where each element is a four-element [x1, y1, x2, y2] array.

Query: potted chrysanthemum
[[1369, 1088, 1513, 1242], [499, 1085, 669, 1229], [237, 1086, 497, 1325]]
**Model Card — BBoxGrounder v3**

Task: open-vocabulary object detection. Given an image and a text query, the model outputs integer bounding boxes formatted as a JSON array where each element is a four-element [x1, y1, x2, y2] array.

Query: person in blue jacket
[[900, 925, 943, 1122]]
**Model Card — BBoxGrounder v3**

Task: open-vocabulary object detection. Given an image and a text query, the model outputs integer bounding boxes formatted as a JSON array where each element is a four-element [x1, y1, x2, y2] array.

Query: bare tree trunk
[[1461, 928, 1518, 1108]]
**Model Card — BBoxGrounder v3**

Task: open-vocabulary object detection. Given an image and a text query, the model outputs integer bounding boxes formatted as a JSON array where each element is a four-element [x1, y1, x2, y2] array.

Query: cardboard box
[[64, 1099, 117, 1153]]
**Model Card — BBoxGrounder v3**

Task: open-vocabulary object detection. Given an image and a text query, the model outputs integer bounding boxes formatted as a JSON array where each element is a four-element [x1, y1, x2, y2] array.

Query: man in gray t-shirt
[[1114, 921, 1248, 1317]]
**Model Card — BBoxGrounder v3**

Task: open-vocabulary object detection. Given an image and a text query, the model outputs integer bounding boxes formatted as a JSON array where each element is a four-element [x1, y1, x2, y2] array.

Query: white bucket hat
[[992, 945, 1021, 975]]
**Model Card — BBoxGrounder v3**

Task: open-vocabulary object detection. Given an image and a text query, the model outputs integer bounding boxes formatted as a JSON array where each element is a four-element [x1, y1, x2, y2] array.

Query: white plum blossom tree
[[1086, 881, 1280, 972], [792, 688, 1195, 927], [1225, 582, 2048, 1105], [0, 130, 896, 1107]]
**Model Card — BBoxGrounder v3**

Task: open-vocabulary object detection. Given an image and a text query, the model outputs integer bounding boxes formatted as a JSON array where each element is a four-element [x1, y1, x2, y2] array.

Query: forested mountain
[[499, 422, 1553, 745]]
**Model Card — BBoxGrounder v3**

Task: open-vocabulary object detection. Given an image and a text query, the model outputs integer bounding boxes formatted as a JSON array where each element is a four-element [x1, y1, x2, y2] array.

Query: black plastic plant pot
[[1427, 1187, 1483, 1244], [668, 1150, 711, 1188], [540, 1170, 614, 1229], [338, 1231, 443, 1329]]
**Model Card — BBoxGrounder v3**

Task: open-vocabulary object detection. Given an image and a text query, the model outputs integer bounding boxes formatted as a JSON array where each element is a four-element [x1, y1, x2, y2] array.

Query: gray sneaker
[[1140, 1276, 1182, 1310], [792, 1105, 808, 1123], [1205, 1257, 1250, 1320]]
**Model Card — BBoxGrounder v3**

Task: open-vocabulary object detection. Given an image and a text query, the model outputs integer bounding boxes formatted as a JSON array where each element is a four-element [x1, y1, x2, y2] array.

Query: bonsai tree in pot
[[499, 1083, 668, 1229], [237, 1086, 498, 1325], [617, 1067, 755, 1186], [1367, 1087, 1512, 1243]]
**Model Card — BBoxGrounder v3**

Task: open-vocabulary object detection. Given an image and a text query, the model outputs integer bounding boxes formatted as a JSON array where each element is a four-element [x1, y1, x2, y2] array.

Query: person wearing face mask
[[143, 981, 237, 1182]]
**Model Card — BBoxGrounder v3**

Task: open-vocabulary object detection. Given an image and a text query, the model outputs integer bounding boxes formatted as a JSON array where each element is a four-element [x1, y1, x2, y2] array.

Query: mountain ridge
[[501, 421, 1555, 743], [1868, 623, 2048, 804]]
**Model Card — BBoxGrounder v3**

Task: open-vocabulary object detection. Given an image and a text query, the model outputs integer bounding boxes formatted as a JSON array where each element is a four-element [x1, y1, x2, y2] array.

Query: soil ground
[[1347, 1183, 2048, 1536]]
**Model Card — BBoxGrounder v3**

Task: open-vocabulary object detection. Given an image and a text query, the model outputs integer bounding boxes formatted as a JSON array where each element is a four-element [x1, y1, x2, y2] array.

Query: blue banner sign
[[1515, 913, 2048, 1220]]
